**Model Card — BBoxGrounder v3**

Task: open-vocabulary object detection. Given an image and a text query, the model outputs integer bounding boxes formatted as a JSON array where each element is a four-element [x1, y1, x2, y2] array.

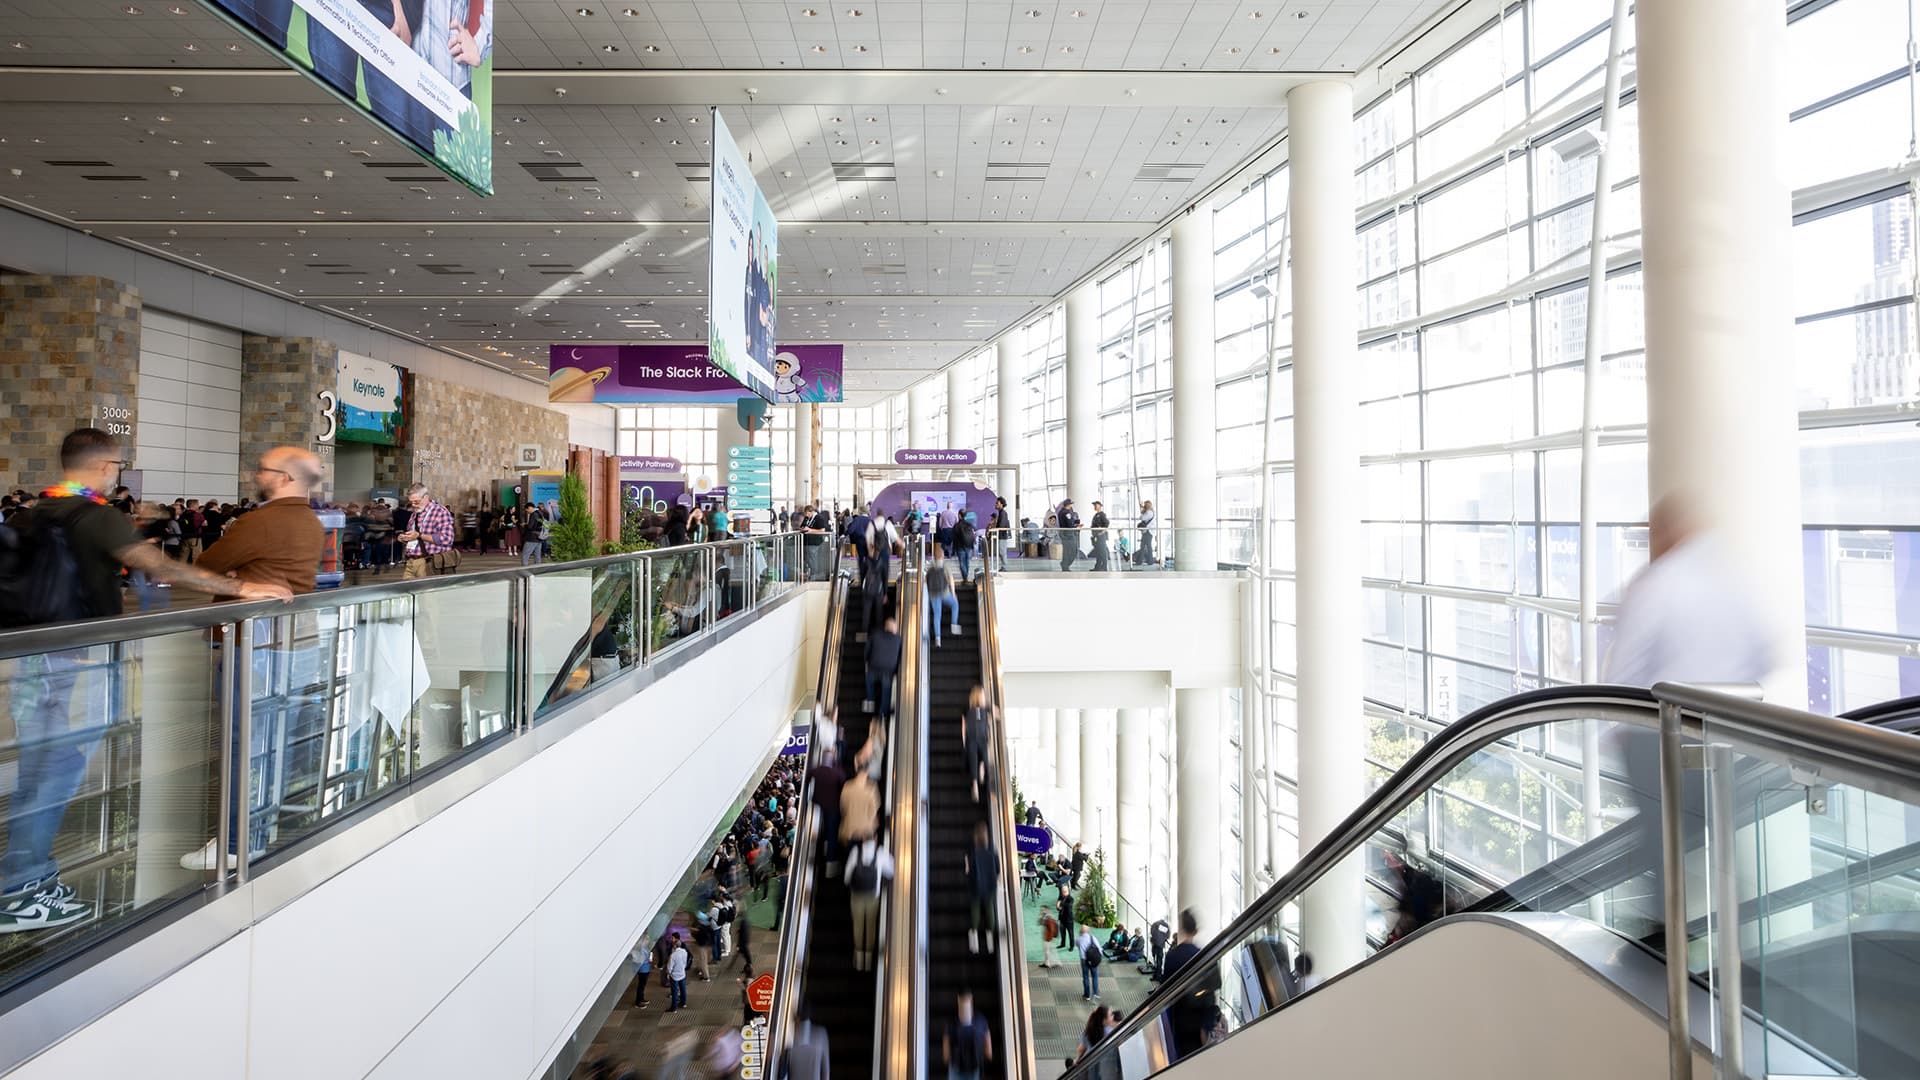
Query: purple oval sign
[[895, 448, 978, 466], [619, 456, 682, 473]]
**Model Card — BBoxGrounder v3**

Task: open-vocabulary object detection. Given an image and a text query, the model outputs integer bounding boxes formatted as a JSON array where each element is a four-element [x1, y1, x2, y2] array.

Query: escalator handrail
[[1838, 693, 1920, 731], [897, 550, 930, 1080], [1063, 679, 1920, 1080], [1056, 684, 1666, 1080], [765, 540, 848, 1072], [978, 565, 1038, 1080]]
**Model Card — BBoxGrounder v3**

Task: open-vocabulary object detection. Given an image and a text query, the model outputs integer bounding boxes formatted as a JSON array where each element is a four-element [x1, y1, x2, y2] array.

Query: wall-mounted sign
[[622, 479, 688, 513], [95, 401, 133, 440], [726, 445, 773, 512], [337, 353, 407, 446], [548, 344, 844, 404], [895, 448, 979, 466], [517, 443, 544, 469], [618, 455, 681, 474]]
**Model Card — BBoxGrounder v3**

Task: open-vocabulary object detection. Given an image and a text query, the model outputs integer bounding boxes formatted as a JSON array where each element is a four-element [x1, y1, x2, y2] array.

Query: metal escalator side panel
[[978, 567, 1038, 1080]]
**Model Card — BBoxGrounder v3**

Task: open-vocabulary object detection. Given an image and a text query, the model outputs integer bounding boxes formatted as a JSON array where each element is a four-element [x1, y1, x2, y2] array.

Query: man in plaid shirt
[[397, 482, 456, 580]]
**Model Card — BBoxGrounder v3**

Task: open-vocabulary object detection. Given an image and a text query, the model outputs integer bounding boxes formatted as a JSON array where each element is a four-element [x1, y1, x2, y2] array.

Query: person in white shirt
[[666, 932, 691, 1012], [1604, 497, 1776, 689]]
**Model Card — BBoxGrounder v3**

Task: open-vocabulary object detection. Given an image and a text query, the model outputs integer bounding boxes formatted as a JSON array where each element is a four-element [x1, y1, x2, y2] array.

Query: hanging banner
[[1014, 824, 1051, 856], [548, 344, 843, 405], [708, 109, 778, 403], [196, 0, 492, 194], [619, 455, 682, 474]]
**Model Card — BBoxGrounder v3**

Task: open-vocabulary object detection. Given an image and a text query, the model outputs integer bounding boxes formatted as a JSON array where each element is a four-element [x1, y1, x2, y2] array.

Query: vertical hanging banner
[[547, 343, 843, 404], [726, 445, 773, 512], [707, 108, 779, 403]]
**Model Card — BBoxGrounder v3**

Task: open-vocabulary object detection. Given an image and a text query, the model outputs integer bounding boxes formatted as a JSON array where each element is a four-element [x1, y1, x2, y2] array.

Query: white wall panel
[[995, 575, 1245, 689], [137, 308, 241, 503]]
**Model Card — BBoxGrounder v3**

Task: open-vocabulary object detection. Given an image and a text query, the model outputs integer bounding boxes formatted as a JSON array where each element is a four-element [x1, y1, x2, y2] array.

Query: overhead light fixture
[[121, 5, 142, 13], [8, 40, 27, 49], [846, 7, 861, 14], [224, 41, 243, 51], [644, 43, 659, 51], [602, 43, 619, 51], [1017, 45, 1032, 54], [182, 41, 199, 50], [1059, 44, 1073, 53], [852, 43, 867, 51], [810, 44, 826, 52], [576, 6, 592, 14], [801, 6, 817, 13]]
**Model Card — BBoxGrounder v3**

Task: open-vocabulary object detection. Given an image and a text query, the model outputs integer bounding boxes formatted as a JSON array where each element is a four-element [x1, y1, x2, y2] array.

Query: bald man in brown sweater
[[195, 446, 325, 594]]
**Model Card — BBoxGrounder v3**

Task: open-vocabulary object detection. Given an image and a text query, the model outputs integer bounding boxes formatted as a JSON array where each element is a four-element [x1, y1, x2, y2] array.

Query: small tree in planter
[[548, 472, 599, 562], [1013, 778, 1028, 827], [1074, 848, 1118, 929]]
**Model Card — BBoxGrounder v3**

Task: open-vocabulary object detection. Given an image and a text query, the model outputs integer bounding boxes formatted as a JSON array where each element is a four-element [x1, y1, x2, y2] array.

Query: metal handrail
[[977, 565, 1038, 1080], [764, 539, 847, 1074], [885, 551, 926, 1080], [0, 531, 808, 659], [1055, 685, 1667, 1080]]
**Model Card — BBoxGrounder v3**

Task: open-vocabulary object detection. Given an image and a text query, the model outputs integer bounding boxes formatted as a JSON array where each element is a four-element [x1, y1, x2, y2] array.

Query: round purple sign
[[895, 448, 978, 466]]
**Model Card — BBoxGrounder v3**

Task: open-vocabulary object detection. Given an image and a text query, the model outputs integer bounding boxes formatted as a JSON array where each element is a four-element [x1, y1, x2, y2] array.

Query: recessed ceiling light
[[601, 43, 619, 51], [182, 41, 199, 50], [166, 4, 185, 12], [156, 113, 171, 121], [852, 43, 867, 51], [6, 40, 26, 49], [621, 6, 638, 12], [1059, 44, 1073, 53], [1024, 7, 1041, 15], [1017, 45, 1032, 54], [1225, 45, 1240, 53], [121, 4, 142, 13], [1268, 46, 1283, 54], [1248, 9, 1263, 17], [644, 43, 659, 51], [801, 6, 817, 13], [810, 44, 826, 52], [846, 7, 861, 14], [576, 6, 592, 14], [1069, 7, 1086, 14], [1292, 8, 1309, 16], [224, 41, 243, 51]]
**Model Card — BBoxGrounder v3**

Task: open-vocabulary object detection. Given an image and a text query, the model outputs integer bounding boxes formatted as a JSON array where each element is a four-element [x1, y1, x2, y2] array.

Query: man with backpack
[[942, 989, 993, 1080], [1078, 924, 1103, 1001], [843, 829, 893, 972], [0, 429, 292, 934], [953, 512, 978, 581]]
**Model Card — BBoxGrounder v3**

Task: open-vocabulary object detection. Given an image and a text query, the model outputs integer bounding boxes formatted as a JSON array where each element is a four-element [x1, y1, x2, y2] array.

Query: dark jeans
[[1082, 958, 1100, 997], [1059, 532, 1078, 571], [957, 547, 973, 580], [865, 669, 895, 718], [634, 970, 649, 1005], [669, 976, 687, 1010], [1092, 537, 1110, 571]]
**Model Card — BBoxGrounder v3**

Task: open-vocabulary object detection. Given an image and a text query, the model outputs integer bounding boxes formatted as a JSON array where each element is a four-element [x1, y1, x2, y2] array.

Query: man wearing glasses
[[179, 446, 327, 871], [395, 482, 455, 580]]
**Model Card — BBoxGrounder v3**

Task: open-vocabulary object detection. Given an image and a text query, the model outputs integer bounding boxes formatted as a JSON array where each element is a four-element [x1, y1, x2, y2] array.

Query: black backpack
[[953, 520, 975, 548], [0, 509, 88, 628], [848, 845, 880, 893]]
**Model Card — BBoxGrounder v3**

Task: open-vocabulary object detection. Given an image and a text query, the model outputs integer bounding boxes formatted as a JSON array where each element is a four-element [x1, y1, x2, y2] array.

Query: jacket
[[839, 773, 880, 842], [867, 628, 903, 675]]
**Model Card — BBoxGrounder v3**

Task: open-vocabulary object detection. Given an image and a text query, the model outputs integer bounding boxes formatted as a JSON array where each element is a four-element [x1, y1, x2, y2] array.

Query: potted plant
[[548, 472, 599, 562], [1074, 848, 1118, 929]]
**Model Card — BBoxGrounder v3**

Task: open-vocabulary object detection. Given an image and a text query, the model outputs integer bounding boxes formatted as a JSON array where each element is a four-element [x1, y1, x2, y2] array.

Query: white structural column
[[1064, 282, 1100, 505], [1169, 198, 1226, 934], [795, 401, 815, 509], [1080, 708, 1119, 864], [1637, 0, 1806, 704], [909, 380, 938, 450], [996, 338, 1021, 466], [1115, 707, 1152, 915], [1055, 708, 1082, 839], [1289, 78, 1366, 975], [1175, 690, 1223, 936], [1035, 708, 1057, 812], [1170, 200, 1217, 569], [947, 360, 971, 452]]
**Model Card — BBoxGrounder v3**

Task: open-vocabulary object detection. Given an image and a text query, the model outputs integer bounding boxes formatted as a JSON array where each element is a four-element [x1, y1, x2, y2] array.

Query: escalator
[[1056, 684, 1920, 1080], [921, 578, 1009, 1077]]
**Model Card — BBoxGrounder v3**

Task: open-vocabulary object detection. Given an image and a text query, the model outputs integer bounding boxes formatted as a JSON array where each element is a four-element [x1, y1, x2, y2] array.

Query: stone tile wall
[[240, 335, 340, 502], [0, 274, 141, 490], [410, 373, 569, 510]]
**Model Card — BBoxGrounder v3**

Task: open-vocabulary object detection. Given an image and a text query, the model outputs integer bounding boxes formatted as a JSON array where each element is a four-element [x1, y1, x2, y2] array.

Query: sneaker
[[179, 838, 240, 872], [0, 877, 92, 935], [968, 928, 979, 954], [951, 625, 962, 635]]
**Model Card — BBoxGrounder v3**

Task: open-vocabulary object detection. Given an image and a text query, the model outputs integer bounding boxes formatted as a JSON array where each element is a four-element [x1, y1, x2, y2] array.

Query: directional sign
[[741, 1016, 767, 1080], [728, 445, 774, 511], [746, 972, 776, 1013]]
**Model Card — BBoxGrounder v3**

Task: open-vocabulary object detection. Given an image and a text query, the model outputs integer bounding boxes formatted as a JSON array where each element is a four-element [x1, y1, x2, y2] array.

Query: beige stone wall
[[0, 274, 142, 489], [240, 335, 339, 500], [409, 373, 569, 509]]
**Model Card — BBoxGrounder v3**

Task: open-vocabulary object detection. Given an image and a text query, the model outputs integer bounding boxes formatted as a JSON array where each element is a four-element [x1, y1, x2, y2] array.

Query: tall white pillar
[[1064, 283, 1100, 505], [908, 380, 938, 450], [1080, 709, 1118, 866], [1055, 708, 1082, 840], [996, 337, 1021, 466], [1176, 689, 1223, 938], [1637, 0, 1805, 705], [1288, 79, 1365, 976], [795, 401, 815, 511], [1171, 201, 1217, 569], [1116, 707, 1151, 916], [1035, 707, 1057, 812], [947, 359, 971, 452]]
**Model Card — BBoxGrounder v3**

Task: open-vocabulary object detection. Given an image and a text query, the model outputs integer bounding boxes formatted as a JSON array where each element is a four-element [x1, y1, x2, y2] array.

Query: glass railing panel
[[713, 540, 755, 625], [0, 627, 223, 982], [752, 537, 790, 601], [1698, 718, 1913, 1078], [531, 560, 638, 717], [649, 549, 712, 653], [246, 601, 422, 861], [982, 528, 1253, 573], [411, 576, 517, 767]]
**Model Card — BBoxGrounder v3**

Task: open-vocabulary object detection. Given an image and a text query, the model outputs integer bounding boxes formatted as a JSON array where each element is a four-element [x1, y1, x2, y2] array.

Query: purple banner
[[549, 343, 844, 404], [895, 448, 978, 466], [870, 481, 1000, 531], [779, 725, 811, 757], [1014, 825, 1050, 856], [621, 479, 688, 513], [619, 455, 681, 474]]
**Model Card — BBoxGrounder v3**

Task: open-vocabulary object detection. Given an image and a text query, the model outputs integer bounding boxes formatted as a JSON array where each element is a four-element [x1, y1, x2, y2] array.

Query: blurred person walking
[[844, 830, 894, 972], [941, 989, 993, 1080]]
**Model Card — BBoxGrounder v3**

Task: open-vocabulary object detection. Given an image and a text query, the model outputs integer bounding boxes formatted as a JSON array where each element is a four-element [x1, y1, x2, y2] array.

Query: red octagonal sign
[[747, 973, 776, 1013]]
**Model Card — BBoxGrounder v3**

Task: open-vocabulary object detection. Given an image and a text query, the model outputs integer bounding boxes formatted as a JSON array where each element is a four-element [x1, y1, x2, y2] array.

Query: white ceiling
[[0, 0, 1451, 394]]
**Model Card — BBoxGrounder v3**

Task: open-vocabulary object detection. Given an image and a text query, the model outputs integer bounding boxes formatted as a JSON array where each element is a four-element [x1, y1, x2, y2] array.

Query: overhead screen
[[196, 0, 493, 194], [336, 352, 408, 445], [547, 343, 843, 404], [706, 108, 778, 403]]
